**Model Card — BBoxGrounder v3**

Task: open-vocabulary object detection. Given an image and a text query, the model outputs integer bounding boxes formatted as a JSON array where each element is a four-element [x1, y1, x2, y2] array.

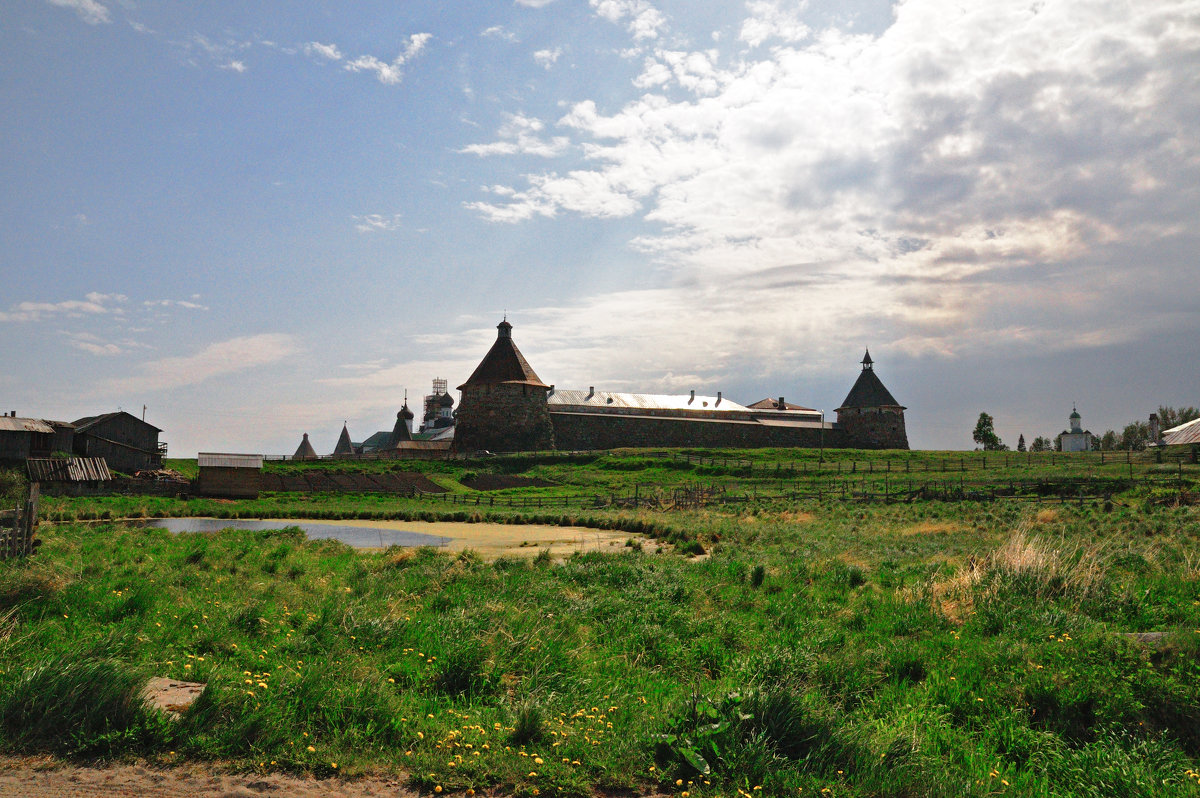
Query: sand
[[260, 518, 639, 560], [0, 756, 415, 798]]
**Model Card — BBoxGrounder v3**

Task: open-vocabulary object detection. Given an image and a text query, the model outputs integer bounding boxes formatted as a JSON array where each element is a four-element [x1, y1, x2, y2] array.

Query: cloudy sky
[[3, 0, 1198, 455]]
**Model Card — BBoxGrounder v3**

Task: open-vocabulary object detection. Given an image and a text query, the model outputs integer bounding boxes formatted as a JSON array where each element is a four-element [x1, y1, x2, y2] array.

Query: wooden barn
[[0, 414, 76, 463], [197, 453, 263, 498], [72, 411, 164, 474]]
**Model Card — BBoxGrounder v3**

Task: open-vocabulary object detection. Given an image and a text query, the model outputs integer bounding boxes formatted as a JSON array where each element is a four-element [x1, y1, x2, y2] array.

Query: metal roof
[[1160, 417, 1200, 446], [746, 398, 818, 412], [549, 389, 749, 412], [26, 457, 112, 482], [0, 417, 55, 434], [197, 453, 263, 469]]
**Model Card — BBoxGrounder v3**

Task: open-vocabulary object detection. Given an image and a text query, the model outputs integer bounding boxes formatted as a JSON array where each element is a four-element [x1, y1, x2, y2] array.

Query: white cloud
[[482, 26, 518, 42], [303, 41, 343, 61], [0, 292, 127, 323], [105, 334, 301, 394], [345, 33, 432, 85], [352, 213, 404, 233], [143, 299, 211, 311], [465, 0, 1200, 382], [460, 112, 571, 159], [533, 47, 563, 68], [62, 331, 122, 357], [221, 60, 247, 73], [515, 0, 558, 7], [739, 0, 810, 48], [589, 0, 666, 41], [46, 0, 110, 25]]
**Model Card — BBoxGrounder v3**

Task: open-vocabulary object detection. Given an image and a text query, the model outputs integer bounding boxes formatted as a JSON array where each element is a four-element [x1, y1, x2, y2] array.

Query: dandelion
[[307, 745, 316, 753], [434, 787, 443, 794]]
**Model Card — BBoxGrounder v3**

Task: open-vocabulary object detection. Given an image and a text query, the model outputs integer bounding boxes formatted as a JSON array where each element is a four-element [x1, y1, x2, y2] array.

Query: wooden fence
[[0, 482, 39, 560]]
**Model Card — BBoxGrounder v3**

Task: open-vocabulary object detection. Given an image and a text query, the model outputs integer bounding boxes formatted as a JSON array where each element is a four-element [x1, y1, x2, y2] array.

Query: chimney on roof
[[587, 386, 594, 399], [716, 392, 722, 406], [1150, 413, 1160, 442], [778, 396, 785, 409], [9, 411, 14, 417], [547, 384, 555, 397], [688, 390, 695, 404]]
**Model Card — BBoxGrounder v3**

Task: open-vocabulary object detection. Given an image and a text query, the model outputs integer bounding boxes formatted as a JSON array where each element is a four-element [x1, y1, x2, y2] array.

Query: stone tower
[[834, 349, 909, 449], [452, 319, 555, 453]]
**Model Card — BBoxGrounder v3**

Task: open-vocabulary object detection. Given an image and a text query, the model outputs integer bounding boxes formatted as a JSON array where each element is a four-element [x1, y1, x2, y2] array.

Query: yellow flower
[[307, 745, 316, 753], [434, 787, 443, 794]]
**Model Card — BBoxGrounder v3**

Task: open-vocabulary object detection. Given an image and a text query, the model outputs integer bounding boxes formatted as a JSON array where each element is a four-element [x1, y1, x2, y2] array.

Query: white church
[[1060, 405, 1094, 452]]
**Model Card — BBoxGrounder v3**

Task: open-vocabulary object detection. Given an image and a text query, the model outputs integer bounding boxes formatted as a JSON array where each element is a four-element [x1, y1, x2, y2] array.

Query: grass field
[[2, 449, 1199, 796]]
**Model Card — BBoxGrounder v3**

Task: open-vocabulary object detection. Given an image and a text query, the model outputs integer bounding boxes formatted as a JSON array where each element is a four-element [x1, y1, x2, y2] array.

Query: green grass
[[1, 496, 1199, 796]]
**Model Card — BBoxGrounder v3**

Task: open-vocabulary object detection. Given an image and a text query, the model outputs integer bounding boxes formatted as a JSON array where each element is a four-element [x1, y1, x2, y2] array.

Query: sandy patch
[[281, 519, 637, 561], [141, 678, 205, 719], [0, 755, 412, 798]]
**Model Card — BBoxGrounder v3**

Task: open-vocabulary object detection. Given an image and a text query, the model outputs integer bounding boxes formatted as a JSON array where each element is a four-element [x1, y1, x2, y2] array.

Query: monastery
[[452, 319, 908, 452], [299, 319, 908, 456]]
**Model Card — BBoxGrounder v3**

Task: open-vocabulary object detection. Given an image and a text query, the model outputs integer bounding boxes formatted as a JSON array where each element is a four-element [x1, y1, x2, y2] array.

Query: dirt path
[[0, 756, 417, 798]]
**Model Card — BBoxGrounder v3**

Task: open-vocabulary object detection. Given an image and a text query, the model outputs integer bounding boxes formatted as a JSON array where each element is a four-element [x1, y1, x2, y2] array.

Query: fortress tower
[[452, 319, 555, 453], [835, 349, 909, 449]]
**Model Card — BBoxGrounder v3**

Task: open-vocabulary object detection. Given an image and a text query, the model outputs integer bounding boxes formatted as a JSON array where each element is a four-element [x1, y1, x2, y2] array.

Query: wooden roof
[[836, 365, 903, 410], [333, 424, 355, 455], [293, 433, 318, 459], [457, 320, 549, 390]]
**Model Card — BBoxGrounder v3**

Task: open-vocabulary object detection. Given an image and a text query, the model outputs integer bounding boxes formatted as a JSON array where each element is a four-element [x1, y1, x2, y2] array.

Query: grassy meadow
[[1, 449, 1199, 796]]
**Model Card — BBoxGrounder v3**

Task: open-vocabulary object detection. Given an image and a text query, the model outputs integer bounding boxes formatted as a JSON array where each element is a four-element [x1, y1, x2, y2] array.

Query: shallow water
[[135, 518, 451, 549], [131, 517, 631, 557]]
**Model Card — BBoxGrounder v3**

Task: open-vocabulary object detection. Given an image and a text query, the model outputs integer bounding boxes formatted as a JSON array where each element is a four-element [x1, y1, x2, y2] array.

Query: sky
[[2, 0, 1198, 456]]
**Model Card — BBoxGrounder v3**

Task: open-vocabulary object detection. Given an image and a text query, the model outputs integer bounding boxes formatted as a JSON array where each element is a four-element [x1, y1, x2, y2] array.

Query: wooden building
[[197, 453, 263, 498], [72, 411, 164, 474]]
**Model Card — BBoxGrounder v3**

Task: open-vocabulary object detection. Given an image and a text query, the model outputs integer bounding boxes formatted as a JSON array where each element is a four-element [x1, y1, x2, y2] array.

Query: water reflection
[[136, 518, 451, 549]]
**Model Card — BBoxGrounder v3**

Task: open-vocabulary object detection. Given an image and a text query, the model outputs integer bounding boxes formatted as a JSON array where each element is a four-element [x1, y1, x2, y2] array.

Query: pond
[[134, 517, 637, 559]]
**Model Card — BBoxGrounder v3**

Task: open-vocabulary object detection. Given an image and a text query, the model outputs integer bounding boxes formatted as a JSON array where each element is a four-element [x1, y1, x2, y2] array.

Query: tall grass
[[0, 501, 1197, 796]]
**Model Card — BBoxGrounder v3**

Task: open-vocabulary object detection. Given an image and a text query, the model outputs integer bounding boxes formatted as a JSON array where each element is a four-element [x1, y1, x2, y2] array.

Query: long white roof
[[1160, 417, 1200, 446], [548, 389, 748, 412]]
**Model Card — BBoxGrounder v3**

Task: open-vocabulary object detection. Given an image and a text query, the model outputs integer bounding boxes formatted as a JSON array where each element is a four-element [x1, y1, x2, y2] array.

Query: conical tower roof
[[293, 433, 318, 459], [333, 423, 355, 455], [388, 410, 413, 446], [457, 319, 549, 390], [836, 350, 904, 410]]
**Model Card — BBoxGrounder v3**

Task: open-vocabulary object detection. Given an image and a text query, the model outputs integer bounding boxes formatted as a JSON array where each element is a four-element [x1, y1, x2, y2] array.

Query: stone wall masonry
[[551, 411, 845, 450], [454, 384, 555, 452], [836, 408, 909, 449]]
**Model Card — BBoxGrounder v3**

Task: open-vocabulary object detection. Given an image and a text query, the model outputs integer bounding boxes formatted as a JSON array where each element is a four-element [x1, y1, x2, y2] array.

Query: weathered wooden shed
[[0, 414, 56, 463], [72, 411, 164, 474], [197, 453, 263, 498]]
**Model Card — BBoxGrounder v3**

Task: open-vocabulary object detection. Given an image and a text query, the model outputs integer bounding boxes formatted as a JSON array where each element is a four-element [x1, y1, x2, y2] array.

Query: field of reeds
[[2, 451, 1200, 796]]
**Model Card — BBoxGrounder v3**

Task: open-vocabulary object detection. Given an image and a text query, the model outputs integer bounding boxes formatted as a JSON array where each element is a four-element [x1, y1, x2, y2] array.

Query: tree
[[972, 412, 1006, 451], [1030, 436, 1052, 452], [1017, 434, 1026, 452], [1100, 429, 1119, 450], [1156, 406, 1200, 433], [1120, 420, 1150, 451]]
